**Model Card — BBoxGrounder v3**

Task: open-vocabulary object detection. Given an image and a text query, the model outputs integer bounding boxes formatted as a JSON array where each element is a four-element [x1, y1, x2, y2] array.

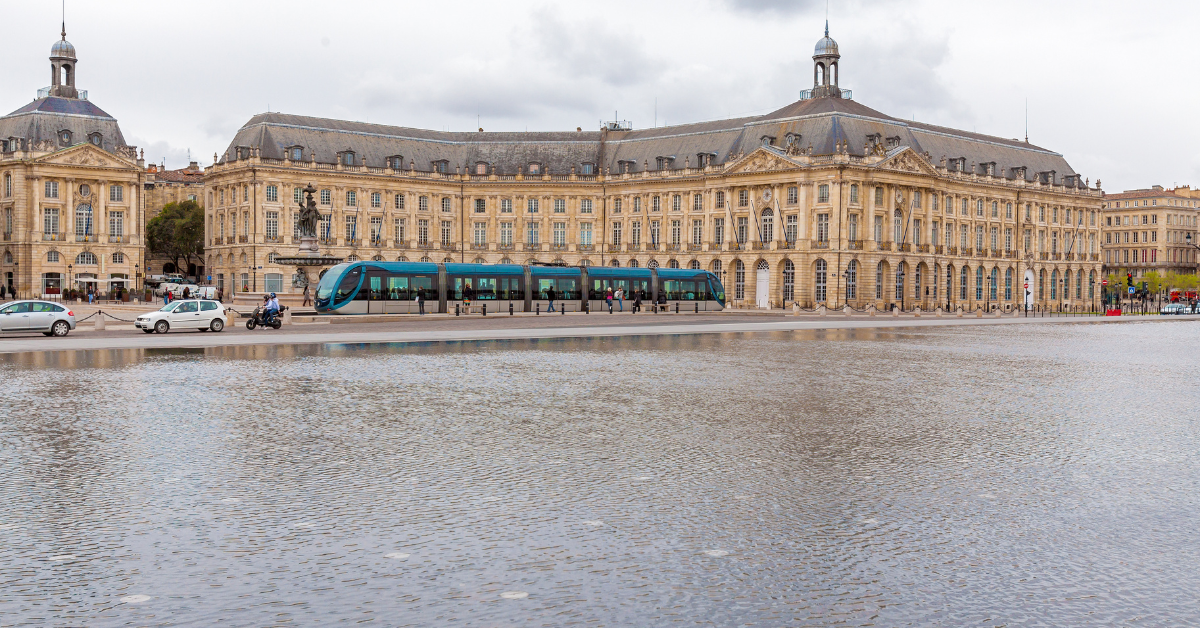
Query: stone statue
[[297, 184, 320, 238]]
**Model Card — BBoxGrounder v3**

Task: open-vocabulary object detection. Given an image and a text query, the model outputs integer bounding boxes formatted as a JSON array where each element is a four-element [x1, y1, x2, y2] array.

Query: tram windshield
[[315, 263, 351, 301]]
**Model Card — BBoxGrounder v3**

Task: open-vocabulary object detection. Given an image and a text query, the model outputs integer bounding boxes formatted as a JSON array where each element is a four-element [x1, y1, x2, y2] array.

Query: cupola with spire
[[811, 21, 842, 99], [49, 22, 79, 99]]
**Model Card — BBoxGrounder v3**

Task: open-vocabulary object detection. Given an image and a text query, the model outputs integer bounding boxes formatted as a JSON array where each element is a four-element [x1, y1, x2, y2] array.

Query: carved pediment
[[877, 147, 939, 176], [724, 147, 801, 175], [36, 144, 133, 170]]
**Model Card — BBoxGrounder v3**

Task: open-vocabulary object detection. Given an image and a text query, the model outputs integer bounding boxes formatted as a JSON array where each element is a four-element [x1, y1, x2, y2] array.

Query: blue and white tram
[[313, 261, 726, 314]]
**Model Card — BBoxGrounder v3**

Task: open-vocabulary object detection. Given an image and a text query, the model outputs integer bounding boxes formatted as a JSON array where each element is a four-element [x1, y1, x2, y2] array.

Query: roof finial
[[61, 0, 66, 40], [825, 20, 829, 38]]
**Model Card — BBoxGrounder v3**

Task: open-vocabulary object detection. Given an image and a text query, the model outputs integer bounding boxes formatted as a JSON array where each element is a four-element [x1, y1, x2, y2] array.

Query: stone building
[[143, 160, 205, 276], [0, 27, 146, 298], [1101, 186, 1199, 278], [205, 25, 1103, 310]]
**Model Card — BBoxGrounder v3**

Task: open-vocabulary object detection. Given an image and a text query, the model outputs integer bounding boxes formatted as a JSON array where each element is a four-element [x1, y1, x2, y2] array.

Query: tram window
[[386, 276, 410, 299], [536, 277, 580, 300], [334, 268, 361, 302], [589, 277, 648, 299], [356, 274, 383, 300]]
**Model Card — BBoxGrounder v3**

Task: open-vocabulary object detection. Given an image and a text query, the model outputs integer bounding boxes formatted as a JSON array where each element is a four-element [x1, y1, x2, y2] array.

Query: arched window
[[960, 266, 969, 300], [47, 250, 59, 262], [75, 204, 93, 238], [990, 267, 999, 300], [112, 252, 125, 264], [1005, 268, 1013, 301], [1051, 270, 1059, 299], [1088, 270, 1096, 298], [1039, 269, 1046, 300], [782, 259, 795, 301], [975, 266, 984, 300], [689, 260, 700, 270], [629, 259, 639, 268], [760, 208, 773, 242], [845, 260, 858, 301], [611, 259, 620, 267], [734, 260, 745, 300], [875, 262, 884, 300], [1063, 270, 1071, 300], [814, 259, 827, 302], [668, 259, 679, 268], [945, 265, 953, 302], [1076, 272, 1083, 299], [914, 264, 923, 299], [76, 251, 97, 265], [893, 209, 902, 243], [711, 259, 722, 275], [895, 262, 905, 300], [647, 260, 659, 269], [932, 264, 940, 299]]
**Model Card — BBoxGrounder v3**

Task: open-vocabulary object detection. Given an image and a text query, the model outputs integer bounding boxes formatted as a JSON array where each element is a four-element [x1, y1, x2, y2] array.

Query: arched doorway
[[755, 260, 769, 308]]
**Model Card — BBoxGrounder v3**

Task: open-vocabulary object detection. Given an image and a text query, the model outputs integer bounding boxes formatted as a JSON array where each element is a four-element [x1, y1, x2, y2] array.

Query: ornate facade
[[205, 26, 1103, 310], [143, 160, 205, 276], [0, 27, 146, 297], [1101, 186, 1198, 279]]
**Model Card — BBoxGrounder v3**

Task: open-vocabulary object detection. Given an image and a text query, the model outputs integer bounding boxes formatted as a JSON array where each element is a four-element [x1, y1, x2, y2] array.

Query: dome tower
[[811, 21, 841, 99], [49, 22, 79, 99]]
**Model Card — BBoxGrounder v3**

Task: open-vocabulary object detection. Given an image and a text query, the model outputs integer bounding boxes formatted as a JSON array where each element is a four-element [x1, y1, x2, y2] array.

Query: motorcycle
[[246, 304, 287, 330]]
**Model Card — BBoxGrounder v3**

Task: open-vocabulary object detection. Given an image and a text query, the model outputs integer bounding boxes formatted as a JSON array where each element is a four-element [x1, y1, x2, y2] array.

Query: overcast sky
[[2, 0, 1196, 193]]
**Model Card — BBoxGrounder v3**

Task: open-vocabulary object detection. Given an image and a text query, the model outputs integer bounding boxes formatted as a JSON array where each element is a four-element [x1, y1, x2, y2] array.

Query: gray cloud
[[723, 0, 823, 15]]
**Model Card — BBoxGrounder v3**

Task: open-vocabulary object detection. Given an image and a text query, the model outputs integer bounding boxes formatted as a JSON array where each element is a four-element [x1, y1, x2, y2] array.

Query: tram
[[313, 261, 726, 314]]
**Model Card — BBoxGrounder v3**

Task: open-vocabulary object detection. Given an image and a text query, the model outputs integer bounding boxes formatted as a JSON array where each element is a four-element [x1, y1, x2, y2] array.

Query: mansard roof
[[220, 94, 1079, 185], [0, 96, 129, 155]]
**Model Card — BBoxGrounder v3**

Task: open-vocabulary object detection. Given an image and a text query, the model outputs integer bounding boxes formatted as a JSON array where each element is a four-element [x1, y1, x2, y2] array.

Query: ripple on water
[[1, 324, 1199, 626]]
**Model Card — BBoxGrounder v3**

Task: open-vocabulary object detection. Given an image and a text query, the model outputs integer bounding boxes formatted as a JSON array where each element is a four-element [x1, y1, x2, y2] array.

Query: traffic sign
[[1023, 282, 1028, 289], [207, 275, 212, 282], [1128, 286, 1135, 294], [1102, 279, 1108, 286]]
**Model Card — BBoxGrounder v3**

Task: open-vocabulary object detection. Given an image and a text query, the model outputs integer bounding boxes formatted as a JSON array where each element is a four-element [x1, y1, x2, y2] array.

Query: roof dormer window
[[433, 160, 449, 174], [288, 146, 304, 161], [760, 135, 776, 147], [528, 162, 541, 175], [617, 160, 635, 174], [58, 129, 72, 146], [580, 163, 594, 175], [340, 151, 356, 166], [388, 155, 404, 170], [88, 132, 102, 147], [475, 162, 489, 175]]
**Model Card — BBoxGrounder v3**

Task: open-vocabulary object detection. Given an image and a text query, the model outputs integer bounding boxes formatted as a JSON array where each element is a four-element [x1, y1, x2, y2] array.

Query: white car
[[0, 300, 77, 336], [136, 299, 227, 333]]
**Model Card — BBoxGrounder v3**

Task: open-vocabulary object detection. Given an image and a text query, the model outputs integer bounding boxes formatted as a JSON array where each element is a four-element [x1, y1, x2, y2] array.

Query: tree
[[1144, 270, 1164, 294], [147, 200, 204, 278]]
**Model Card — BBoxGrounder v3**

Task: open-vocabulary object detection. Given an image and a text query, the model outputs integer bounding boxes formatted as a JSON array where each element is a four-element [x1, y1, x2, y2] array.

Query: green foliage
[[147, 200, 204, 277], [1143, 271, 1164, 294]]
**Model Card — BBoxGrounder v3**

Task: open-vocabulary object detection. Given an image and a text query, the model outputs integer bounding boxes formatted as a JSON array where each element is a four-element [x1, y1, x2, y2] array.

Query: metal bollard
[[482, 303, 486, 317], [695, 302, 699, 314], [675, 302, 679, 314], [509, 302, 514, 316], [536, 303, 540, 315], [561, 303, 565, 315], [455, 303, 460, 316]]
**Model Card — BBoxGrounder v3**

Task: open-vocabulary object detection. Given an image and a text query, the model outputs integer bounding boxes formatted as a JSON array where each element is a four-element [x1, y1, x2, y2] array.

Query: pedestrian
[[546, 285, 556, 313], [632, 289, 642, 314], [302, 284, 312, 307], [0, 283, 6, 300], [415, 291, 424, 315], [182, 286, 190, 299], [615, 286, 624, 312], [606, 287, 614, 313]]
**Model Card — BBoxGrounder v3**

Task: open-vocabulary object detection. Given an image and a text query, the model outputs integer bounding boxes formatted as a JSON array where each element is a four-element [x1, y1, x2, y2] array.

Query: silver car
[[0, 300, 77, 336]]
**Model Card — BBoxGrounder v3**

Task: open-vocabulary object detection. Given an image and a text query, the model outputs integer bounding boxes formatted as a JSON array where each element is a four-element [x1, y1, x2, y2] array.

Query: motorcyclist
[[264, 292, 281, 322]]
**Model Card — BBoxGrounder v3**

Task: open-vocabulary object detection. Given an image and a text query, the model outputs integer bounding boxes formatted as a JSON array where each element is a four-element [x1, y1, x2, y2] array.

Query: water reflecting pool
[[2, 321, 1199, 626]]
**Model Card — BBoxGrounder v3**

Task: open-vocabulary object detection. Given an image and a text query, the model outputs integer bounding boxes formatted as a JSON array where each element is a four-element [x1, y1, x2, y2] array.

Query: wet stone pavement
[[1, 321, 1199, 626]]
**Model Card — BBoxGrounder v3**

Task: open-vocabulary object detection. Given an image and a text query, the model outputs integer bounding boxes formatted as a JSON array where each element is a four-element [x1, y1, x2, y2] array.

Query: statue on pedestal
[[297, 183, 320, 255]]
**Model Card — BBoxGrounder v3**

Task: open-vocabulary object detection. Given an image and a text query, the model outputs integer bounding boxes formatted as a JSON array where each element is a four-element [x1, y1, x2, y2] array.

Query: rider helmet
[[270, 293, 277, 298]]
